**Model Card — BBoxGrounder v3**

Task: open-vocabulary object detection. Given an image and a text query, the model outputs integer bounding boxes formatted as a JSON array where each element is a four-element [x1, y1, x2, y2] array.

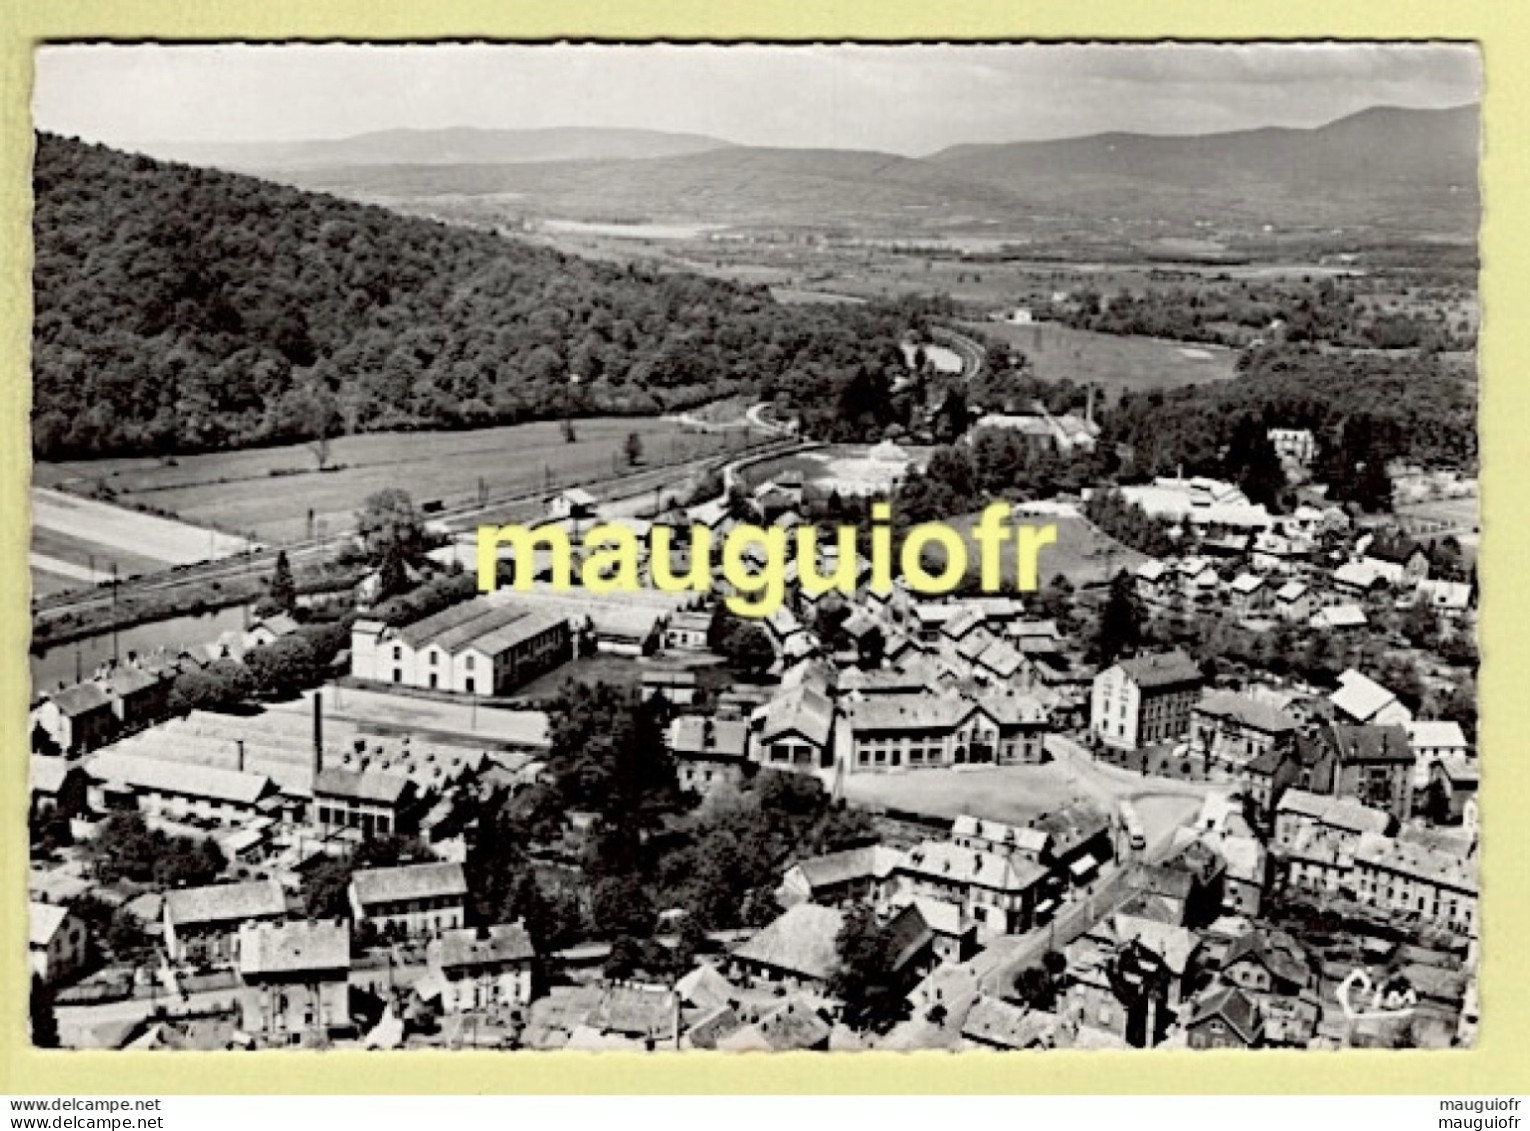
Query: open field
[[737, 444, 933, 495], [30, 486, 257, 597], [512, 654, 650, 702], [842, 763, 1091, 826], [30, 524, 174, 581], [32, 487, 255, 562], [970, 321, 1238, 396], [35, 417, 752, 546], [1395, 494, 1479, 534], [946, 510, 1148, 589]]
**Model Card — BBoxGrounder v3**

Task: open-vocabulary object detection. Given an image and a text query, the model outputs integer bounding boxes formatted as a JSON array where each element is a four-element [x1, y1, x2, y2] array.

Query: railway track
[[32, 435, 800, 628]]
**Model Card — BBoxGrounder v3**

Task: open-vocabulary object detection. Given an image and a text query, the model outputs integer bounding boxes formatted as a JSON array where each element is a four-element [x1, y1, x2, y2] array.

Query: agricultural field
[[971, 321, 1239, 396], [29, 486, 257, 597], [34, 416, 751, 548]]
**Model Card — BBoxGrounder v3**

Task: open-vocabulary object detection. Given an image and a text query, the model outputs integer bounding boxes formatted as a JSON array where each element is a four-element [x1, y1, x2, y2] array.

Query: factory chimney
[[313, 692, 324, 779]]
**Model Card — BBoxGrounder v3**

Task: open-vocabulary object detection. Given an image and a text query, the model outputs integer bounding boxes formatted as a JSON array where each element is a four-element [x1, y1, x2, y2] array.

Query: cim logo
[[1335, 967, 1418, 1021]]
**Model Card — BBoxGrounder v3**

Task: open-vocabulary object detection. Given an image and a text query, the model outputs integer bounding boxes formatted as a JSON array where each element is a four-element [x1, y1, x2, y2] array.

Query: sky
[[33, 42, 1482, 157]]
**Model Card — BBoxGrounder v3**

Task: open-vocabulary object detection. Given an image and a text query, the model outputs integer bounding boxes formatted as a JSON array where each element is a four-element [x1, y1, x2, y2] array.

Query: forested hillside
[[30, 134, 911, 459], [1104, 343, 1478, 487]]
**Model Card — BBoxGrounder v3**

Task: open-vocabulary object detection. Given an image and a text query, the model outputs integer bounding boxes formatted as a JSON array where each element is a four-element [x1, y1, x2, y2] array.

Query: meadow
[[34, 416, 750, 548], [972, 321, 1239, 396]]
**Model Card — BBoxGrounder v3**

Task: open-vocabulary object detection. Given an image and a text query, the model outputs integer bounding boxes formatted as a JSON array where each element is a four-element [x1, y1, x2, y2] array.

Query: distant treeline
[[1055, 275, 1476, 352], [31, 133, 926, 460]]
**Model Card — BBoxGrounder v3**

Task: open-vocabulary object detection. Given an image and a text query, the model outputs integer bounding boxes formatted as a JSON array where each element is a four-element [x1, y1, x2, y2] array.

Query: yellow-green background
[[1, 0, 1524, 1095]]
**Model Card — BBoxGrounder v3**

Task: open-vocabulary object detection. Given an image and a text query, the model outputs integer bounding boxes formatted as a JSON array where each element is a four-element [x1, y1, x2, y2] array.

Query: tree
[[1399, 600, 1441, 650], [303, 856, 357, 920], [168, 657, 257, 713], [590, 874, 654, 939], [720, 621, 775, 676], [30, 977, 59, 1049], [245, 634, 320, 696], [829, 903, 907, 1032], [561, 418, 577, 444], [603, 934, 644, 981], [623, 431, 643, 467], [1436, 677, 1478, 744], [545, 681, 677, 822], [268, 550, 297, 614], [86, 813, 225, 887], [1035, 573, 1076, 626], [356, 488, 424, 565], [1095, 570, 1146, 665], [1223, 416, 1287, 509], [1011, 964, 1058, 1011]]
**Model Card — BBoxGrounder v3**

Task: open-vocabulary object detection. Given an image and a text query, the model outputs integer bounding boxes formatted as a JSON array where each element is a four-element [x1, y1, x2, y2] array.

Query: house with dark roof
[[1426, 757, 1479, 825], [311, 766, 420, 841], [97, 664, 172, 732], [1219, 928, 1315, 998], [426, 922, 537, 1013], [348, 862, 468, 941], [350, 598, 572, 696], [237, 920, 352, 1046], [1034, 799, 1116, 887], [1136, 838, 1226, 929], [163, 879, 288, 966], [1323, 724, 1416, 822], [1090, 650, 1204, 751], [1184, 985, 1262, 1049], [668, 714, 751, 794], [32, 682, 118, 755], [1360, 532, 1431, 588], [1246, 719, 1416, 826]]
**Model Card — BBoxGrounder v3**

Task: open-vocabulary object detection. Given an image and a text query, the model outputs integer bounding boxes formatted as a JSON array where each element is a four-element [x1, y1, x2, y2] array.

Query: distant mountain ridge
[[930, 104, 1479, 193], [141, 104, 1480, 235], [135, 126, 737, 170]]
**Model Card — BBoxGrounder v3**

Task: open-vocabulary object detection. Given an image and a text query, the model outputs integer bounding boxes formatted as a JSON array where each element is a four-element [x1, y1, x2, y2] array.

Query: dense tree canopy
[[1104, 344, 1476, 483], [33, 133, 920, 459]]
